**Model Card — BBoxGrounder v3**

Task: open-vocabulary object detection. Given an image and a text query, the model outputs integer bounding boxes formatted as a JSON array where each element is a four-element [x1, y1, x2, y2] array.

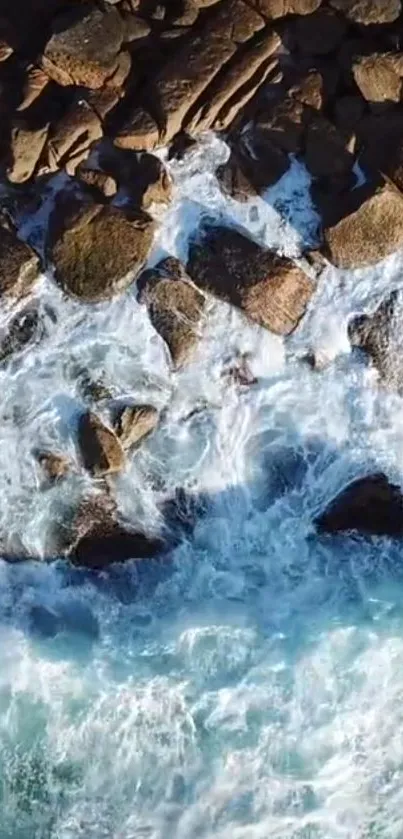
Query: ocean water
[[1, 134, 403, 838]]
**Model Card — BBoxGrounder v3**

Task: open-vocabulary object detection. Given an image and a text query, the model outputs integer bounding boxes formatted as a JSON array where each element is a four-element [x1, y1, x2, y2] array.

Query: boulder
[[114, 107, 161, 152], [315, 473, 403, 536], [114, 404, 159, 450], [0, 304, 49, 363], [7, 122, 49, 184], [353, 54, 403, 106], [113, 152, 172, 209], [217, 141, 288, 201], [289, 69, 325, 111], [254, 96, 306, 154], [76, 165, 118, 199], [78, 411, 125, 476], [44, 97, 103, 174], [293, 8, 346, 55], [17, 66, 49, 112], [333, 94, 365, 133], [0, 222, 40, 300], [49, 203, 155, 301], [348, 291, 402, 389], [324, 182, 403, 269], [42, 4, 124, 88], [137, 257, 205, 367], [329, 0, 401, 25], [187, 227, 314, 335], [252, 0, 322, 16], [67, 493, 163, 568], [304, 112, 354, 178]]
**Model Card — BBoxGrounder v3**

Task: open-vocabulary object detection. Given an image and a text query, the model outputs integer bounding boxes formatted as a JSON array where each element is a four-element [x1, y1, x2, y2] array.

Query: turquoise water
[[0, 136, 403, 837]]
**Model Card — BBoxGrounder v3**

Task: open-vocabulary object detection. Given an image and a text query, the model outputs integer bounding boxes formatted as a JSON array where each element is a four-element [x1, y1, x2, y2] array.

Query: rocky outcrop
[[315, 473, 403, 536], [323, 182, 403, 269], [0, 221, 40, 300], [49, 202, 155, 301], [78, 411, 125, 476], [114, 404, 159, 451], [348, 291, 402, 390], [187, 227, 314, 335], [138, 257, 205, 367]]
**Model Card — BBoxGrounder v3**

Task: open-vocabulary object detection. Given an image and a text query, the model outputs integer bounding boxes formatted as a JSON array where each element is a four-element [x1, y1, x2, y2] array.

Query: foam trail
[[0, 134, 403, 838]]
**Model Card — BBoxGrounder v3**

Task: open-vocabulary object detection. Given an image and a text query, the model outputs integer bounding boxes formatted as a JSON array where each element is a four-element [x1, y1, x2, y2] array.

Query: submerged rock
[[138, 257, 205, 367], [315, 473, 403, 536], [0, 305, 47, 363], [187, 226, 314, 335], [114, 404, 159, 451], [78, 411, 125, 476], [348, 291, 402, 390], [35, 450, 70, 486], [49, 203, 155, 301]]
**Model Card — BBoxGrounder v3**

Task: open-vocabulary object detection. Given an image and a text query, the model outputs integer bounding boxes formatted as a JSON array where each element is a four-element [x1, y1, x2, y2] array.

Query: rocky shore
[[2, 0, 403, 565]]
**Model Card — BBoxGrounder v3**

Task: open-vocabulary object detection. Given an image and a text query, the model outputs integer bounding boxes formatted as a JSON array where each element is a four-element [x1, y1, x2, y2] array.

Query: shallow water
[[1, 134, 403, 838]]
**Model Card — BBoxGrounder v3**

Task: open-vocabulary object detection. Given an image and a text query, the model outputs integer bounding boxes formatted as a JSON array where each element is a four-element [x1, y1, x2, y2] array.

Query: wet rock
[[304, 112, 355, 179], [187, 226, 314, 336], [217, 141, 288, 201], [348, 291, 402, 389], [0, 221, 40, 300], [315, 473, 403, 536], [68, 493, 163, 568], [114, 404, 159, 450], [42, 4, 124, 89], [254, 96, 306, 155], [138, 257, 205, 367], [329, 0, 401, 25], [0, 305, 45, 362], [78, 411, 125, 476], [293, 8, 346, 55], [324, 181, 403, 269], [106, 152, 172, 209], [35, 450, 70, 485], [353, 54, 403, 106], [6, 121, 49, 183], [289, 69, 325, 111], [49, 203, 155, 301], [76, 368, 115, 402]]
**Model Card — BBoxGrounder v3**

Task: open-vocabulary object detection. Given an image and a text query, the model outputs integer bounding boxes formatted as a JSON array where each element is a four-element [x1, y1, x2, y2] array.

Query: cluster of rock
[[1, 0, 403, 564]]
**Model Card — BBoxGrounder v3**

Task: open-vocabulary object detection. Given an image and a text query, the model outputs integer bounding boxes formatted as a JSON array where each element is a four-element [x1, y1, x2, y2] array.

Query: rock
[[216, 141, 288, 201], [76, 166, 117, 199], [142, 0, 266, 144], [253, 0, 322, 16], [254, 96, 306, 154], [333, 95, 365, 133], [78, 411, 125, 476], [315, 473, 403, 536], [293, 8, 346, 55], [324, 181, 403, 269], [35, 450, 70, 485], [114, 404, 159, 450], [304, 112, 354, 178], [0, 221, 40, 300], [114, 107, 160, 152], [289, 69, 325, 111], [0, 305, 46, 362], [329, 0, 401, 25], [120, 153, 172, 209], [17, 66, 49, 111], [169, 0, 199, 26], [7, 122, 49, 183], [68, 493, 163, 568], [357, 109, 403, 191], [42, 4, 124, 88], [348, 291, 402, 389], [49, 203, 154, 301], [187, 226, 314, 335], [353, 54, 403, 106], [120, 12, 151, 41], [44, 97, 103, 174], [138, 257, 205, 367], [76, 368, 115, 402]]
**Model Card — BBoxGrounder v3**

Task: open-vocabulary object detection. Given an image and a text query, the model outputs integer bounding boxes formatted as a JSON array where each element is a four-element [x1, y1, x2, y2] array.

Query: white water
[[1, 134, 403, 838]]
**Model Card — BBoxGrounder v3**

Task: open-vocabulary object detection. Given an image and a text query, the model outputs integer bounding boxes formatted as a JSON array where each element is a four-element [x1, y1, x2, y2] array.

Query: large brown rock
[[49, 203, 155, 301], [78, 411, 125, 476], [42, 4, 124, 88], [114, 107, 161, 152], [353, 54, 403, 105], [138, 257, 205, 367], [324, 182, 403, 269], [187, 227, 314, 335], [252, 0, 322, 16], [0, 222, 40, 300], [315, 474, 403, 536], [329, 0, 401, 25], [348, 291, 402, 390]]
